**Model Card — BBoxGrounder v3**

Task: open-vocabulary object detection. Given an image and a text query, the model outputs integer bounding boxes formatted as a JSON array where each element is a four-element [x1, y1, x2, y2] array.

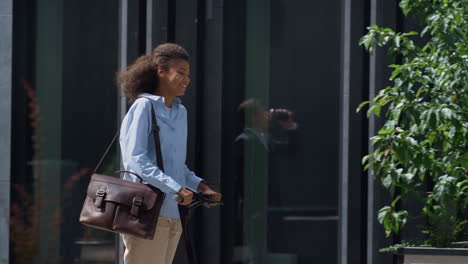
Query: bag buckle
[[130, 196, 143, 219], [94, 187, 106, 210]]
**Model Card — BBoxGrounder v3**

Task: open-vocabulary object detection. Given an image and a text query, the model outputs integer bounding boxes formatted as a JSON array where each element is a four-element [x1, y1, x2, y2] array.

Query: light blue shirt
[[119, 93, 203, 218]]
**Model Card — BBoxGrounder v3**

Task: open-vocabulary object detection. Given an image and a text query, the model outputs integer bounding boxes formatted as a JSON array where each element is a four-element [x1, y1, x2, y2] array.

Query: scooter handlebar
[[172, 192, 223, 208]]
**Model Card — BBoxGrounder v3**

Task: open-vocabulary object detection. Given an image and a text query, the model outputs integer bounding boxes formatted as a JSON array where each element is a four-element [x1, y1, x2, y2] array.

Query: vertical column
[[220, 0, 246, 262], [117, 1, 143, 263], [174, 0, 199, 169], [35, 1, 63, 159], [244, 0, 270, 263], [367, 1, 398, 263], [117, 1, 128, 263], [34, 1, 64, 262], [146, 0, 153, 55], [0, 0, 12, 263], [199, 0, 223, 263], [118, 0, 129, 160], [366, 1, 378, 261], [172, 2, 200, 263], [338, 0, 351, 262], [339, 0, 369, 263], [117, 1, 148, 262]]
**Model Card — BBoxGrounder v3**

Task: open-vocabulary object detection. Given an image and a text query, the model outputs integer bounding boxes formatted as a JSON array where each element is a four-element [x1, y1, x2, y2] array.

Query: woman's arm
[[183, 165, 203, 191], [183, 166, 222, 203]]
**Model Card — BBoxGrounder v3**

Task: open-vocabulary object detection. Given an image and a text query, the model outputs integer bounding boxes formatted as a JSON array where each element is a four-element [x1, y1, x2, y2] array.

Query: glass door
[[11, 0, 120, 263], [223, 0, 342, 263]]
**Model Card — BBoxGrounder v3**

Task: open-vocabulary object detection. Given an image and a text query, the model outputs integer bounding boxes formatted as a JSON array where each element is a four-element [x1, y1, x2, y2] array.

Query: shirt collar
[[138, 93, 182, 105]]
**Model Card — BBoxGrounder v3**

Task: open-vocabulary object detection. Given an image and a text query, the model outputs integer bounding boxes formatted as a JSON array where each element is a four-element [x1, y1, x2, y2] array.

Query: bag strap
[[93, 131, 119, 173], [93, 97, 164, 174], [144, 98, 165, 172]]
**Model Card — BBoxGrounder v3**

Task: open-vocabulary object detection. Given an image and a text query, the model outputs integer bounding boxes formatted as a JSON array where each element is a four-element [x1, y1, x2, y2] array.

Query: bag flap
[[86, 174, 163, 210]]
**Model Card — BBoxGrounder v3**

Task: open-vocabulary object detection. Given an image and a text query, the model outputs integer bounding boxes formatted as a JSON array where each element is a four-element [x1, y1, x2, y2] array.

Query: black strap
[[93, 131, 119, 173], [146, 100, 165, 172], [93, 97, 164, 174]]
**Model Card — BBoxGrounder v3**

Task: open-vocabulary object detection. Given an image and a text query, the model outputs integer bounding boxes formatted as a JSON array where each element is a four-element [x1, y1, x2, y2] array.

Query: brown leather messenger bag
[[79, 97, 166, 239]]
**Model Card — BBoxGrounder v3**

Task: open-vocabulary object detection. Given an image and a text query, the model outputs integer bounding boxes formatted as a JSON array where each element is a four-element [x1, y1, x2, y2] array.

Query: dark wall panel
[[269, 0, 341, 210], [268, 1, 341, 262]]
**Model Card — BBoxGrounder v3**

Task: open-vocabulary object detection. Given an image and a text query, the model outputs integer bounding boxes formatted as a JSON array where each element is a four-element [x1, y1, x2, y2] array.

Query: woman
[[117, 43, 222, 264]]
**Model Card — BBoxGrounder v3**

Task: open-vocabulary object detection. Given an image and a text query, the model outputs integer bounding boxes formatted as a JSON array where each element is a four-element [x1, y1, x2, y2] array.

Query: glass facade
[[11, 0, 119, 263], [222, 0, 342, 263], [6, 0, 379, 263]]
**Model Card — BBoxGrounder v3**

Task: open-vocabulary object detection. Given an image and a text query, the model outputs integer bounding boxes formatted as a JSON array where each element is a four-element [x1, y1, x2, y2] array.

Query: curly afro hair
[[117, 43, 189, 103]]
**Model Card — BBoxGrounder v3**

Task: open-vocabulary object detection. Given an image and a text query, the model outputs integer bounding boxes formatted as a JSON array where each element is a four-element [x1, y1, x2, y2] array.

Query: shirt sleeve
[[122, 99, 182, 194], [183, 164, 203, 191]]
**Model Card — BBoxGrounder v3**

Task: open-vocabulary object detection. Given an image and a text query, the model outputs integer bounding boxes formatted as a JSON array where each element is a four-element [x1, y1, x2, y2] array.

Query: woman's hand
[[197, 182, 222, 206], [177, 188, 194, 206]]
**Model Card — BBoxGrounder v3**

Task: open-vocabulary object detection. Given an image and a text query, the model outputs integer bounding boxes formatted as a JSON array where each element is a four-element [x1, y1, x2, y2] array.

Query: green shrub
[[358, 0, 467, 247]]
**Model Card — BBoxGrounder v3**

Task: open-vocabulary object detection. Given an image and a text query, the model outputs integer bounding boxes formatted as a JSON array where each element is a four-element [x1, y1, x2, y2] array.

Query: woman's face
[[158, 59, 190, 97]]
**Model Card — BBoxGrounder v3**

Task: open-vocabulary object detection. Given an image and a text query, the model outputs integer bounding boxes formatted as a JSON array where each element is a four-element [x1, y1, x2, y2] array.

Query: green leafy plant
[[358, 0, 467, 248], [379, 241, 419, 253]]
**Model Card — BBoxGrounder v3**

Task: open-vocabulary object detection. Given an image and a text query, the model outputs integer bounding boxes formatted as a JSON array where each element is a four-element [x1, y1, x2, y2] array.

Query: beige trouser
[[121, 217, 183, 264]]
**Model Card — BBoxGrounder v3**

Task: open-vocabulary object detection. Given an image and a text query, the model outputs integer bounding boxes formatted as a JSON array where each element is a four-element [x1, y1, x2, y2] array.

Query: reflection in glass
[[11, 1, 119, 263], [235, 98, 297, 152], [232, 98, 299, 263], [224, 0, 341, 263]]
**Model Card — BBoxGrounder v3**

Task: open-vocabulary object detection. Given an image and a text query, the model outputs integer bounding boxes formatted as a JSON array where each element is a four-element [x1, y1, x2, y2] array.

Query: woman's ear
[[156, 66, 165, 78]]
